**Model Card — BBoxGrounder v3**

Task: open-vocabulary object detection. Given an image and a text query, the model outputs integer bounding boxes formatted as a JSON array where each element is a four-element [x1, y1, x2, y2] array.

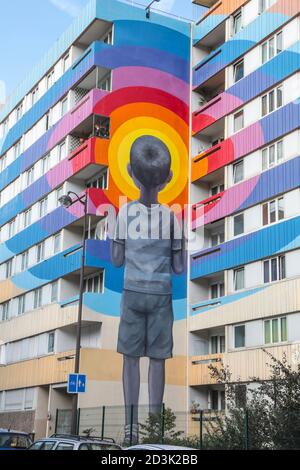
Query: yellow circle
[[108, 116, 188, 204]]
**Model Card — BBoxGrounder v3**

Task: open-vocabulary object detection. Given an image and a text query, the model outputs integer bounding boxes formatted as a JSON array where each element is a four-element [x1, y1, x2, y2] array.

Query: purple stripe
[[113, 67, 190, 105]]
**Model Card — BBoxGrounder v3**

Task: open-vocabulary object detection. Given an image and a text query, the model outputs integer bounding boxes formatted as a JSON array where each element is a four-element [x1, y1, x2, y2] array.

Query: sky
[[0, 0, 206, 104]]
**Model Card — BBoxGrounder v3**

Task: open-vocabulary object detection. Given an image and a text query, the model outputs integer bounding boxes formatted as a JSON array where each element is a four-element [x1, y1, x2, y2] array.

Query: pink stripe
[[113, 67, 190, 105], [193, 176, 260, 229]]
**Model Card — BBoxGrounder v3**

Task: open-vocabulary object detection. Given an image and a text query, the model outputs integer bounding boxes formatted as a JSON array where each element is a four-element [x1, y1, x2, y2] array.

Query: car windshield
[[0, 433, 31, 448], [0, 434, 11, 447]]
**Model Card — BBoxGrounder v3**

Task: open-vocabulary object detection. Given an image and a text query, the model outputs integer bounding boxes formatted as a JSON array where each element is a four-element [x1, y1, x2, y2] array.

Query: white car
[[125, 444, 195, 451]]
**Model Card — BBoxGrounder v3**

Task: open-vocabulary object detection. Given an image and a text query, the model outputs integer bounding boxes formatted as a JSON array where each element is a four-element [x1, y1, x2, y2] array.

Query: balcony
[[191, 215, 300, 281], [0, 347, 122, 392], [193, 0, 219, 6], [226, 343, 300, 383], [190, 353, 224, 386]]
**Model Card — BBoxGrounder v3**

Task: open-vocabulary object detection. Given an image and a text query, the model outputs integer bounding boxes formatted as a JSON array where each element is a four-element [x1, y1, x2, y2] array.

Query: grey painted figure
[[111, 135, 185, 444]]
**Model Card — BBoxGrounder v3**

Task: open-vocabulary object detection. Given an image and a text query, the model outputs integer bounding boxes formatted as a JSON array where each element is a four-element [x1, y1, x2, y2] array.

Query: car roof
[[126, 444, 195, 450], [0, 429, 30, 436], [35, 437, 119, 445]]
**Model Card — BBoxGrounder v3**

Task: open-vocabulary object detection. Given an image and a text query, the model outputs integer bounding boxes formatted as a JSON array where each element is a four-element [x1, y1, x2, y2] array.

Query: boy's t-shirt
[[114, 201, 182, 295]]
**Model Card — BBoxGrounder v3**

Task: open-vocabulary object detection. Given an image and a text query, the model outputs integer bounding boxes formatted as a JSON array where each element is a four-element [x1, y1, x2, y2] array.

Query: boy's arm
[[111, 208, 126, 267], [171, 214, 185, 275]]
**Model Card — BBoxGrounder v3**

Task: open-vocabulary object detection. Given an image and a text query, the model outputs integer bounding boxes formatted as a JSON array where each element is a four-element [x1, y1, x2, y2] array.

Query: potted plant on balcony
[[190, 401, 201, 415]]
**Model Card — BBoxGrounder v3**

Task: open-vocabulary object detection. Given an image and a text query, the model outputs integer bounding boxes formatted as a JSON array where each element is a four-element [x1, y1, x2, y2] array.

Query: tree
[[204, 349, 300, 450], [139, 408, 184, 444]]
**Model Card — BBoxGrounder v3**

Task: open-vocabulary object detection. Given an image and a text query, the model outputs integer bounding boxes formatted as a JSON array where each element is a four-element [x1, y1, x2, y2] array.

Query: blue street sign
[[67, 374, 78, 394], [67, 373, 87, 394], [77, 374, 86, 393]]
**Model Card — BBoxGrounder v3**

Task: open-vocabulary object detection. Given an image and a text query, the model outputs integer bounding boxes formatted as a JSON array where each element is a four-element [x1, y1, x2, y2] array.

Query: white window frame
[[261, 85, 283, 117], [262, 197, 284, 226], [233, 110, 244, 133], [234, 267, 245, 291], [264, 316, 287, 345], [263, 255, 286, 284], [262, 140, 284, 170]]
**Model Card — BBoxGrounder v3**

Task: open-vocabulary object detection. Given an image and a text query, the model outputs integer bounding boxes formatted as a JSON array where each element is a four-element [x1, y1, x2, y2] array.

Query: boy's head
[[128, 135, 172, 190]]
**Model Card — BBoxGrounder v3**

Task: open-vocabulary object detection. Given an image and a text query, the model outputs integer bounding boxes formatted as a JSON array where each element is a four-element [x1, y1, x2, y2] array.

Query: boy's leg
[[123, 354, 140, 426], [148, 358, 165, 415]]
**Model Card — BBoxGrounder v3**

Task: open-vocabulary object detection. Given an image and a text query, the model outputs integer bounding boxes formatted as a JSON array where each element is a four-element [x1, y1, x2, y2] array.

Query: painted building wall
[[0, 0, 191, 435]]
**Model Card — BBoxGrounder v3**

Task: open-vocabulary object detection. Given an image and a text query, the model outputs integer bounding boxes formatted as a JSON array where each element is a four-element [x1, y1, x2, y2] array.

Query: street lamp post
[[59, 190, 88, 435], [145, 0, 161, 19]]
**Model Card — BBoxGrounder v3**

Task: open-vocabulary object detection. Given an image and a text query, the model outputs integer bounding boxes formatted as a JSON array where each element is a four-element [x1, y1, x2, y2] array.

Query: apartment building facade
[[190, 0, 300, 412], [0, 0, 299, 438]]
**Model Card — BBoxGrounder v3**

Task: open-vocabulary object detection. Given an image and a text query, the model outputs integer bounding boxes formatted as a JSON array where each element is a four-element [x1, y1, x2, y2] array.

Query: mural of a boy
[[111, 135, 185, 444]]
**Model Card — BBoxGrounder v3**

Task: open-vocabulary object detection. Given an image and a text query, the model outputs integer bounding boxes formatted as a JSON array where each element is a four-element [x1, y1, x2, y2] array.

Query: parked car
[[125, 444, 195, 451], [0, 429, 33, 450], [27, 434, 122, 450]]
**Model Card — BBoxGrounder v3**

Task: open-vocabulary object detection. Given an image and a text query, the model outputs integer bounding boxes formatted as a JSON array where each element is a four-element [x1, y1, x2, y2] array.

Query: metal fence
[[55, 406, 300, 449]]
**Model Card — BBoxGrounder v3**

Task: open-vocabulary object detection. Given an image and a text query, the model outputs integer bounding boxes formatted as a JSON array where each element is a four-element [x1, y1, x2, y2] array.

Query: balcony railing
[[190, 353, 224, 386]]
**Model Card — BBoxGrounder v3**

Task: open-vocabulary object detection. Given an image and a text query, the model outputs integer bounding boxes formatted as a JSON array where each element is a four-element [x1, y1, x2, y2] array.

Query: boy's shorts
[[117, 290, 174, 360]]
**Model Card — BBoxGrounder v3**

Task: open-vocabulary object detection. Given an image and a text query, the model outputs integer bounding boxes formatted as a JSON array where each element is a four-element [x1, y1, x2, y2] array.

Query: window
[[210, 335, 225, 354], [61, 97, 68, 117], [262, 85, 283, 117], [234, 213, 244, 236], [51, 281, 59, 302], [98, 74, 111, 92], [260, 0, 277, 13], [262, 31, 283, 64], [9, 218, 17, 238], [58, 141, 66, 161], [31, 87, 39, 106], [16, 103, 23, 121], [24, 208, 32, 228], [2, 118, 9, 136], [56, 186, 64, 207], [39, 197, 48, 218], [264, 316, 287, 344], [1, 154, 7, 172], [233, 9, 242, 35], [48, 332, 55, 353], [234, 324, 245, 348], [211, 231, 225, 247], [235, 384, 247, 408], [1, 302, 9, 321], [5, 259, 13, 278], [233, 110, 244, 133], [53, 233, 61, 254], [18, 295, 26, 316], [47, 70, 55, 90], [21, 251, 29, 271], [34, 288, 43, 309], [262, 197, 284, 226], [14, 140, 22, 160], [63, 54, 71, 73], [234, 267, 245, 291], [210, 184, 224, 196], [262, 140, 283, 170], [45, 111, 52, 131], [56, 443, 74, 450], [103, 29, 113, 45], [84, 273, 104, 294], [210, 282, 225, 299], [233, 59, 244, 83], [26, 167, 34, 186], [232, 160, 244, 184], [211, 390, 219, 410], [36, 242, 45, 263], [264, 255, 286, 284], [42, 154, 50, 174], [87, 170, 108, 190]]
